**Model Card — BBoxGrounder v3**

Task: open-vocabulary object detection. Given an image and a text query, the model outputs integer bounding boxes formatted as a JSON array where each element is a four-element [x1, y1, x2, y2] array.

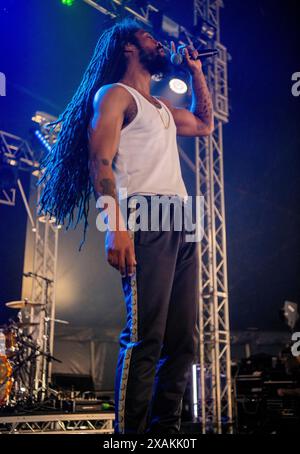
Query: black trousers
[[114, 195, 199, 434]]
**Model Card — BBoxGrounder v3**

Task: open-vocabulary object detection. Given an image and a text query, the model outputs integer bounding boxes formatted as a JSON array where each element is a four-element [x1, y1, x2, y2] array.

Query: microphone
[[171, 49, 218, 66], [162, 44, 218, 66]]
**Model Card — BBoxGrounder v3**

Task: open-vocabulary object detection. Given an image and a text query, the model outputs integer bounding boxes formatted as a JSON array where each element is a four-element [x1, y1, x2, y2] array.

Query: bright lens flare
[[169, 78, 188, 94]]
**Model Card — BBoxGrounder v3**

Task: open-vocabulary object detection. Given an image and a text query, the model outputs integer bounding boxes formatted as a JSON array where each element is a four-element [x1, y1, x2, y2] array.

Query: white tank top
[[112, 82, 188, 201]]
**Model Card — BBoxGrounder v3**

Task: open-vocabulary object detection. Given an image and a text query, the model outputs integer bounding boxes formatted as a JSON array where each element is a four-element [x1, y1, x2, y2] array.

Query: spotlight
[[200, 21, 215, 40], [192, 364, 198, 419], [191, 20, 216, 41], [61, 0, 75, 6], [169, 78, 188, 95]]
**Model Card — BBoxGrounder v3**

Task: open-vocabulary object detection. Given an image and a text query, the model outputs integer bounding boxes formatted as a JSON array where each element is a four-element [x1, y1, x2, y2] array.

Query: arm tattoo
[[88, 156, 116, 199], [190, 71, 213, 130]]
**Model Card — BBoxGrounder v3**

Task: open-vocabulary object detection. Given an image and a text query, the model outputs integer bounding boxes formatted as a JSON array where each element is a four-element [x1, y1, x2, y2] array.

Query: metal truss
[[0, 412, 114, 434], [0, 188, 16, 206], [83, 0, 158, 24], [29, 113, 61, 400], [0, 130, 38, 206], [194, 0, 223, 42], [207, 41, 229, 123], [0, 127, 59, 401], [30, 187, 60, 400], [194, 0, 232, 434]]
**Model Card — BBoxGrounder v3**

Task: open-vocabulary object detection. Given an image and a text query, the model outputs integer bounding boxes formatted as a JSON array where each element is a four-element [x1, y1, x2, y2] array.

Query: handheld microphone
[[162, 44, 218, 66], [171, 49, 218, 66]]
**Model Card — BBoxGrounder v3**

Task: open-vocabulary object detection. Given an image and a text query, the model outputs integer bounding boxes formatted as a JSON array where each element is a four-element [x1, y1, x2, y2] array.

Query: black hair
[[37, 18, 141, 249]]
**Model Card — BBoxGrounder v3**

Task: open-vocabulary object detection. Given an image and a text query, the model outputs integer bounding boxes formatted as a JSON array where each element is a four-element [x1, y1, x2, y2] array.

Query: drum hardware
[[22, 271, 54, 401], [0, 326, 62, 407], [0, 271, 68, 407], [22, 272, 68, 401], [1, 284, 65, 407], [0, 355, 13, 406]]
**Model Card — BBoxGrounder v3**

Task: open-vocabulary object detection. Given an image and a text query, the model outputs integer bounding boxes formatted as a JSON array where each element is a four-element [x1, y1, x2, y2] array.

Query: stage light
[[34, 130, 52, 153], [169, 78, 188, 95], [61, 0, 75, 6], [200, 21, 215, 40], [192, 364, 198, 419], [7, 159, 17, 166], [191, 20, 216, 41]]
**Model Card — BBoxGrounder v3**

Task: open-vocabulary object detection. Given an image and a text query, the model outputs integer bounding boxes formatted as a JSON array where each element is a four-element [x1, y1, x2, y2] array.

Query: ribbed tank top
[[112, 82, 188, 201]]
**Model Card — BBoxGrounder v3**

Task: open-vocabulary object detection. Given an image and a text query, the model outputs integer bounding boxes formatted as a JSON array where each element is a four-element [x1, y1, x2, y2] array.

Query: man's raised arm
[[159, 44, 214, 137]]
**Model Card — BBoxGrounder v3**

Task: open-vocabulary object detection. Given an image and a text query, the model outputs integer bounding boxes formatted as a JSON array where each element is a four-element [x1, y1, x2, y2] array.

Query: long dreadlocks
[[37, 18, 141, 249]]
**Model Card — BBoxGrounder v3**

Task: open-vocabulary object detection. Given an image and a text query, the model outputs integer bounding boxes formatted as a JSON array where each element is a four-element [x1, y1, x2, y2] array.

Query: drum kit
[[0, 295, 67, 408]]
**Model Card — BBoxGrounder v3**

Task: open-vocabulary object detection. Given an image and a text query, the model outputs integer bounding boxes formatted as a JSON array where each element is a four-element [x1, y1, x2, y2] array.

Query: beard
[[137, 46, 171, 77]]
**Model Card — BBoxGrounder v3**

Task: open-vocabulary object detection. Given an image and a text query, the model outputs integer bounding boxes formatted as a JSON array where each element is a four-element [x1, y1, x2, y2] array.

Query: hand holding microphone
[[173, 41, 203, 73], [161, 41, 218, 73]]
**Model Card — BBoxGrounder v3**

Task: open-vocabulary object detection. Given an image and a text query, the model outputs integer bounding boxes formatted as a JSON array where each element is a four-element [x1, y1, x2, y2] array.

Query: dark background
[[0, 0, 299, 332]]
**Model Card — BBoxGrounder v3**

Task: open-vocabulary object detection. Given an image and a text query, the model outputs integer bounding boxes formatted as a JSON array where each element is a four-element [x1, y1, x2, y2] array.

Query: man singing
[[38, 18, 213, 434]]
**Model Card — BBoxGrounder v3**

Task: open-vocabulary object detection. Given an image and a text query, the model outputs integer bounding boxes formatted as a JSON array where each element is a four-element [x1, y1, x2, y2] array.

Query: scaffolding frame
[[0, 130, 38, 206], [83, 0, 158, 24], [0, 128, 59, 401], [194, 0, 232, 433], [30, 189, 59, 400], [29, 112, 61, 400], [0, 412, 114, 434]]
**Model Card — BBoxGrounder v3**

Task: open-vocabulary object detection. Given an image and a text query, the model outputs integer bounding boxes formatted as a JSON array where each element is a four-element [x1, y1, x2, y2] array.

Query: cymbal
[[6, 300, 44, 309]]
